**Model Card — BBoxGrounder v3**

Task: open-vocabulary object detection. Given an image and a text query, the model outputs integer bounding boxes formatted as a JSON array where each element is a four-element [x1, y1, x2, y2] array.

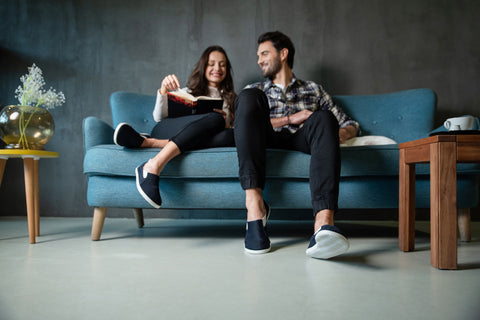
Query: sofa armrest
[[83, 116, 114, 151]]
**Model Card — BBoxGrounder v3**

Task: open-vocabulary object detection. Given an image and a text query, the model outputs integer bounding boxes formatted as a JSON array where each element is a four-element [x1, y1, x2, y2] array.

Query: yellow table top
[[0, 149, 59, 158]]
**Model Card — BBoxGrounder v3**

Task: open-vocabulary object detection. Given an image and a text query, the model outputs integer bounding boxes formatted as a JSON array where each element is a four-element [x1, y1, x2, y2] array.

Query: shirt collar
[[208, 86, 222, 96], [264, 75, 299, 91]]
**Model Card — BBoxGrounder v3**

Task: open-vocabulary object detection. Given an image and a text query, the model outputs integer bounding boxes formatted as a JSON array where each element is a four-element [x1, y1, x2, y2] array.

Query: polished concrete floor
[[0, 216, 479, 320]]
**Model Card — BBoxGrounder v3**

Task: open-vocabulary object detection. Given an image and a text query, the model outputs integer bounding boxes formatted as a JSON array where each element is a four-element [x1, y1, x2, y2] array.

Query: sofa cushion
[[84, 144, 480, 179], [86, 145, 402, 179], [84, 145, 240, 178]]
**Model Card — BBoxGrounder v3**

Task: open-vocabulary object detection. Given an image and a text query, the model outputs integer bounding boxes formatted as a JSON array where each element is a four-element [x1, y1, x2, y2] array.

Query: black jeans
[[150, 112, 234, 152], [234, 88, 341, 215]]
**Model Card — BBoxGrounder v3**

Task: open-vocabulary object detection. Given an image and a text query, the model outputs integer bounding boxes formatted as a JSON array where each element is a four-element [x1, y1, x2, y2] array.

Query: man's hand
[[339, 125, 357, 144]]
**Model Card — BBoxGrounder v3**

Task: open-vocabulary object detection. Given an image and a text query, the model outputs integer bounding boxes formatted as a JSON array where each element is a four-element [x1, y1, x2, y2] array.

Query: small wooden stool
[[0, 149, 59, 243]]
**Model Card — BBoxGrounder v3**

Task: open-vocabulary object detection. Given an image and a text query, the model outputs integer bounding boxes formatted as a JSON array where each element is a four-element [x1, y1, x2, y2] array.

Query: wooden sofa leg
[[91, 207, 107, 241], [458, 208, 471, 242], [133, 208, 144, 228]]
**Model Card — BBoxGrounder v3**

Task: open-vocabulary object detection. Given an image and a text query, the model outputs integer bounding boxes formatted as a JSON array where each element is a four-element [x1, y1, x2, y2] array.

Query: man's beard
[[262, 57, 282, 78]]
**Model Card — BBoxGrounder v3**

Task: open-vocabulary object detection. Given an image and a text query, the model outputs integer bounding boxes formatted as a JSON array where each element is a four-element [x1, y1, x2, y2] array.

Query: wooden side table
[[398, 134, 480, 269], [0, 149, 59, 244]]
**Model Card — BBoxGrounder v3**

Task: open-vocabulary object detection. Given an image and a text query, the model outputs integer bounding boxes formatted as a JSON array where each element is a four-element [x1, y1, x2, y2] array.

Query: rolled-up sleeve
[[318, 85, 360, 135]]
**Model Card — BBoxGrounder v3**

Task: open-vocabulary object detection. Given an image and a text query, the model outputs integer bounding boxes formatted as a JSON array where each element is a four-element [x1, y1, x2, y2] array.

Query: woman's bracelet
[[287, 115, 290, 125]]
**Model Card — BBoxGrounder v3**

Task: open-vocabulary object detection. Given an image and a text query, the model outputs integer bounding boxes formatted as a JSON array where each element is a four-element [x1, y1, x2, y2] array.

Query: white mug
[[443, 116, 475, 131]]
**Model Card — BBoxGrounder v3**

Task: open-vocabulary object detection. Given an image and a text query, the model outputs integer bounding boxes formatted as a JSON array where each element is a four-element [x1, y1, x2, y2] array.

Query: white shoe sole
[[113, 122, 128, 146], [244, 246, 271, 254], [306, 230, 349, 259]]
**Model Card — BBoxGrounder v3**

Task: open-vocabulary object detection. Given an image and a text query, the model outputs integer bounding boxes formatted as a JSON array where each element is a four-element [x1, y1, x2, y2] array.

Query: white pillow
[[341, 135, 397, 147]]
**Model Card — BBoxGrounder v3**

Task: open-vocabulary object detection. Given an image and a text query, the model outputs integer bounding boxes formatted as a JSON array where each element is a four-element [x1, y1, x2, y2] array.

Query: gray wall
[[1, 0, 479, 218]]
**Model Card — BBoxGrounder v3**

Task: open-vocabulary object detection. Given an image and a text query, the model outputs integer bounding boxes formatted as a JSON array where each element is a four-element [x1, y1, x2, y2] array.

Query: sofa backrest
[[333, 88, 436, 143], [111, 88, 436, 144], [110, 91, 157, 135]]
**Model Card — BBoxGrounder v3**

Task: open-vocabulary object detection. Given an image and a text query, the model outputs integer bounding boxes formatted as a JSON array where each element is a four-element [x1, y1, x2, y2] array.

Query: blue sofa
[[83, 88, 479, 240]]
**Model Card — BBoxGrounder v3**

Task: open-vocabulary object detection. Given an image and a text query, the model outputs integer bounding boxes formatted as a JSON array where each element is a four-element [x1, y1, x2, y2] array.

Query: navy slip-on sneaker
[[135, 162, 162, 209], [306, 225, 349, 259], [114, 123, 146, 148], [244, 201, 271, 254], [245, 220, 271, 254], [262, 201, 271, 227]]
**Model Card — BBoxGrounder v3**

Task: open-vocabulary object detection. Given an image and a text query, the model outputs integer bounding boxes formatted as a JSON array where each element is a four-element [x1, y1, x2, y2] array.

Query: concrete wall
[[1, 0, 479, 218]]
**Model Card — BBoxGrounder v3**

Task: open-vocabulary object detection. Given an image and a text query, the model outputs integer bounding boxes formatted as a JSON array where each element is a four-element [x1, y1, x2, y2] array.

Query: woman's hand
[[213, 108, 229, 128], [159, 74, 181, 94]]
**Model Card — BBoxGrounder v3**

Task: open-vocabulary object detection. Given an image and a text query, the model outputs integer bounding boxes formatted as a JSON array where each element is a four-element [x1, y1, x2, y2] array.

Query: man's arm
[[272, 110, 357, 143], [270, 116, 288, 128], [315, 84, 360, 141], [271, 110, 313, 128]]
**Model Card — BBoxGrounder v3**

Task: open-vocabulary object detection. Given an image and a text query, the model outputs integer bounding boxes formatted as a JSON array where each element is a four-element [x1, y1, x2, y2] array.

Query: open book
[[167, 90, 223, 118]]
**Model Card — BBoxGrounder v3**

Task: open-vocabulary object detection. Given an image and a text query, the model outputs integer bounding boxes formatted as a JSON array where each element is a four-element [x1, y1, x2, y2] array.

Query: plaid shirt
[[246, 76, 360, 133]]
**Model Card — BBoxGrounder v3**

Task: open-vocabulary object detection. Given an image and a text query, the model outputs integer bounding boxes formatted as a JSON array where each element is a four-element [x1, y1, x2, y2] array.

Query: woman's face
[[205, 51, 227, 88]]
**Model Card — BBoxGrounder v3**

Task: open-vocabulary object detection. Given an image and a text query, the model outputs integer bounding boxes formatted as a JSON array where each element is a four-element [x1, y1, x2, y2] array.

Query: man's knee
[[238, 88, 265, 101], [234, 88, 268, 114], [306, 110, 339, 131]]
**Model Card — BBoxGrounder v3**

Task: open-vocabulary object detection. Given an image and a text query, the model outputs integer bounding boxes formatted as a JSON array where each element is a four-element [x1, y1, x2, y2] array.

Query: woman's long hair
[[186, 46, 236, 117]]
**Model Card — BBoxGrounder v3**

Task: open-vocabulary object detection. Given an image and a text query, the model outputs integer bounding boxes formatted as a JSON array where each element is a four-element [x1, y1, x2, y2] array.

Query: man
[[234, 31, 359, 259]]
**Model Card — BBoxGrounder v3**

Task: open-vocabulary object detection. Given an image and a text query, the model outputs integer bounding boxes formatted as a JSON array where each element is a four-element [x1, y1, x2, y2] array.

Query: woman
[[113, 46, 236, 208]]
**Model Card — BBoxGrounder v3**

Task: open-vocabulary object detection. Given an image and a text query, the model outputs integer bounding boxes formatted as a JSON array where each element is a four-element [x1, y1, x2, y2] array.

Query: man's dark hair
[[258, 31, 295, 69]]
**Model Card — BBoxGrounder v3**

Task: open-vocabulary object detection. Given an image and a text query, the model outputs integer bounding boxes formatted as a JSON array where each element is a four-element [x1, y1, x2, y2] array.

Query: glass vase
[[0, 105, 55, 150]]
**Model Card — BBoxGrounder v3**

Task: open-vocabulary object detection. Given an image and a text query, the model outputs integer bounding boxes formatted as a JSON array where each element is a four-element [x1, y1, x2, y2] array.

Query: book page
[[168, 90, 222, 102]]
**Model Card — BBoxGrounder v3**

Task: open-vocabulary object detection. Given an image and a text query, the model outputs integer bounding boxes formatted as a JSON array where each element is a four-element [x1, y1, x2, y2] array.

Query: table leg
[[399, 148, 416, 251], [34, 159, 40, 236], [23, 158, 36, 244], [0, 158, 6, 187], [430, 141, 457, 269]]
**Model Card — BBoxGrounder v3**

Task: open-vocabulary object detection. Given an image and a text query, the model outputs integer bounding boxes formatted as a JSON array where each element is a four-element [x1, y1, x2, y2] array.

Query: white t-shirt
[[153, 87, 233, 127]]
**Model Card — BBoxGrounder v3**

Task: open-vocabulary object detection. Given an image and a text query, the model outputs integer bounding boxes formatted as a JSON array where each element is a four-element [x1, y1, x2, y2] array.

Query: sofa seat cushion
[[84, 144, 480, 179], [83, 144, 430, 179], [84, 145, 240, 178]]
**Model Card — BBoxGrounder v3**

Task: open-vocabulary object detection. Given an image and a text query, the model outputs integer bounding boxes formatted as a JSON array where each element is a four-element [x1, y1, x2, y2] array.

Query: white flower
[[38, 88, 66, 110], [14, 63, 65, 109]]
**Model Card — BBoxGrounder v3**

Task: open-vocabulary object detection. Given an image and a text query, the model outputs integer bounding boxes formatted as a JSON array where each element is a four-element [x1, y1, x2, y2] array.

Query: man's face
[[257, 41, 282, 78]]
